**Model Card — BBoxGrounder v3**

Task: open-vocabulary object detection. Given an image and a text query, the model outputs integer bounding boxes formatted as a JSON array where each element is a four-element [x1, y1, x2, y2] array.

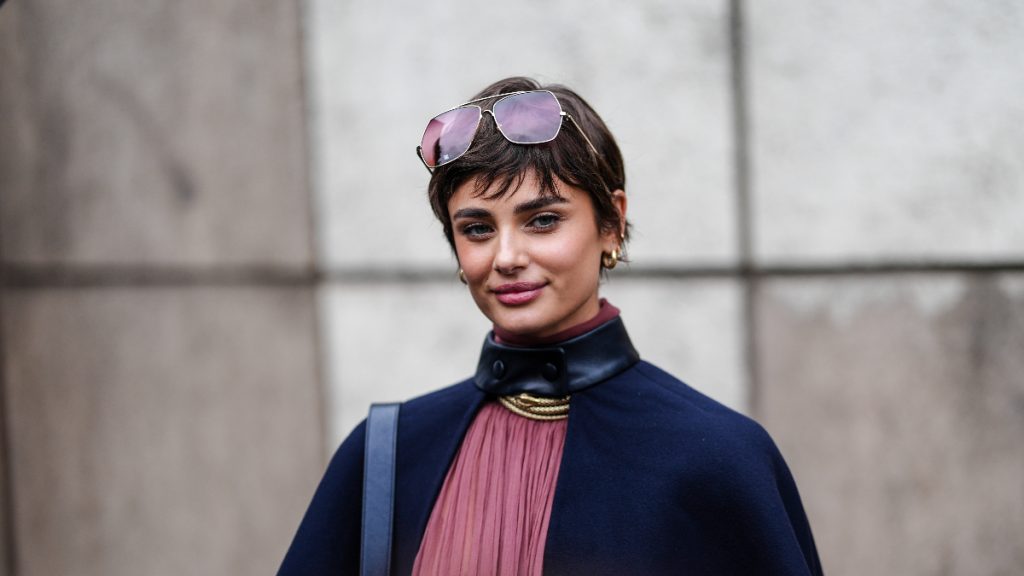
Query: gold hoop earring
[[601, 247, 620, 270], [457, 268, 468, 284]]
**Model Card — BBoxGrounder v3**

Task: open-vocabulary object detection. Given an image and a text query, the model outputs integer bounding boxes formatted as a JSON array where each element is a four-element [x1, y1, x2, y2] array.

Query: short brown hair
[[425, 77, 629, 259]]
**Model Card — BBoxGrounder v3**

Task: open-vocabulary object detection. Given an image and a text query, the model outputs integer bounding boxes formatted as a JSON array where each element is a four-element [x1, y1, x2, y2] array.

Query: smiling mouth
[[492, 282, 546, 305]]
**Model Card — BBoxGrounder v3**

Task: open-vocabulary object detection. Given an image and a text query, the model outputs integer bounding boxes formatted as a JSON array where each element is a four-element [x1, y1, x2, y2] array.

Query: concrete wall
[[0, 2, 323, 575], [748, 3, 1024, 572], [1, 1, 1021, 574]]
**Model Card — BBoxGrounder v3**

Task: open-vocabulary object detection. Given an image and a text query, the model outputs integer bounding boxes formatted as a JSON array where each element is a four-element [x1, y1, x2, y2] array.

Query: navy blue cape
[[278, 360, 823, 575]]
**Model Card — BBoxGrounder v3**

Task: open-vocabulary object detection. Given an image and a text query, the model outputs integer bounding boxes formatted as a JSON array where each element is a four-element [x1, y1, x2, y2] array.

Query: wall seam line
[[294, 0, 330, 465], [729, 0, 761, 416], [0, 209, 20, 576]]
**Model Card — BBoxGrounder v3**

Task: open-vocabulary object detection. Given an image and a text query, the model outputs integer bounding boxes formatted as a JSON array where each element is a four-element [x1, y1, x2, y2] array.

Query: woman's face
[[450, 172, 626, 338]]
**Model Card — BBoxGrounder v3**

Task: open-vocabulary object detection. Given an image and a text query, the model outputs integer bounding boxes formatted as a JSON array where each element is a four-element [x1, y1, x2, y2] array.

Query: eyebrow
[[451, 195, 569, 221], [514, 195, 569, 215], [451, 207, 491, 220]]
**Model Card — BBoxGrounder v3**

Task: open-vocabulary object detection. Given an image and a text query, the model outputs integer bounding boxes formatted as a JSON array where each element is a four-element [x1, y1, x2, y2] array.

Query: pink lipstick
[[492, 282, 546, 305]]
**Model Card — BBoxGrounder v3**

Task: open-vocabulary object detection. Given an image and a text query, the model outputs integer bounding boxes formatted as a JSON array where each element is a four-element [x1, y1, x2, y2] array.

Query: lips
[[492, 282, 546, 305]]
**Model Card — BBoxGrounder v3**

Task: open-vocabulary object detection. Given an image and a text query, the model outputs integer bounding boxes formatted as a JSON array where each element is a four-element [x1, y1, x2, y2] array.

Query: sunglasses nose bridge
[[481, 108, 499, 127]]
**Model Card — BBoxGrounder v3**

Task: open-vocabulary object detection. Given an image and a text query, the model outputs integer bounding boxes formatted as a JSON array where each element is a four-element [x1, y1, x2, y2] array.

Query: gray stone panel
[[0, 1, 311, 267], [603, 277, 747, 411], [749, 2, 1024, 263], [757, 274, 1024, 575], [308, 0, 735, 269], [2, 288, 323, 576]]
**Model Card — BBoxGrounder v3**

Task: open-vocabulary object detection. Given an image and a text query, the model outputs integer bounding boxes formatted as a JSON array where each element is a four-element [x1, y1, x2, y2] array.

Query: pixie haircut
[[426, 77, 629, 260]]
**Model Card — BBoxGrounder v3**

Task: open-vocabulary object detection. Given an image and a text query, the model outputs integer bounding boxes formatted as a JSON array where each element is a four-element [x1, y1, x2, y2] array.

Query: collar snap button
[[491, 360, 506, 379], [542, 362, 560, 381]]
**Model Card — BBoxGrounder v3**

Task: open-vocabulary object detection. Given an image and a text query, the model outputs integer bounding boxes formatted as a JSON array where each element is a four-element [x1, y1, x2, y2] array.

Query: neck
[[493, 299, 620, 347]]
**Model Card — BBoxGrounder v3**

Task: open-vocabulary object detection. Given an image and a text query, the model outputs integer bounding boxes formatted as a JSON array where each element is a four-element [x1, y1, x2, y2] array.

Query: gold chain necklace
[[498, 392, 571, 421]]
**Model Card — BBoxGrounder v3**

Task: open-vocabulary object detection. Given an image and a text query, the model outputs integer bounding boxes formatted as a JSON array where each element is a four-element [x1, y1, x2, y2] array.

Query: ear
[[603, 189, 628, 250], [611, 189, 627, 235]]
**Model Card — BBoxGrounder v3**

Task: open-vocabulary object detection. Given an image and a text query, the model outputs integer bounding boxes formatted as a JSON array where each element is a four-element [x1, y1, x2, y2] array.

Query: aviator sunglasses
[[416, 90, 600, 172]]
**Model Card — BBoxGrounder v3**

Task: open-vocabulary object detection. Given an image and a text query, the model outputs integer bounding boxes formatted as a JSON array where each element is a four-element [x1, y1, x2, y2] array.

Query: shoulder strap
[[361, 402, 401, 576]]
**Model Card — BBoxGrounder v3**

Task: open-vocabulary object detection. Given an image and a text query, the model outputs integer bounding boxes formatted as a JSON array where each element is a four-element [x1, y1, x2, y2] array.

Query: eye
[[528, 213, 562, 230], [460, 222, 494, 239]]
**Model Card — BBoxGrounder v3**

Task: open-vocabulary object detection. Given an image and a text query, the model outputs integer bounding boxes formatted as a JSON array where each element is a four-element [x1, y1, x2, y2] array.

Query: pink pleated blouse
[[411, 402, 568, 576]]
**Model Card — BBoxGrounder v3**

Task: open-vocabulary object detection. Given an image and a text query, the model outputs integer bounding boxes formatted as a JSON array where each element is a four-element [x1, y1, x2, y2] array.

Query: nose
[[493, 228, 528, 275]]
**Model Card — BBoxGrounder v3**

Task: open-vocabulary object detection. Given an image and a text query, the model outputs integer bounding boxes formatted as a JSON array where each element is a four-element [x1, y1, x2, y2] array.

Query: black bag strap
[[361, 402, 400, 576]]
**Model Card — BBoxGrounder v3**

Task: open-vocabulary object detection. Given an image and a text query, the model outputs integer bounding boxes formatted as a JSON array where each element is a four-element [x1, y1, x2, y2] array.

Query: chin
[[493, 318, 541, 337], [491, 309, 554, 338]]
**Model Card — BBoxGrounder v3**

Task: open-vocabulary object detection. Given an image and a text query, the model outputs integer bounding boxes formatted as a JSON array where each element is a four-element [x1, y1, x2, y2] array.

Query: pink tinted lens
[[419, 107, 481, 167], [492, 91, 562, 144]]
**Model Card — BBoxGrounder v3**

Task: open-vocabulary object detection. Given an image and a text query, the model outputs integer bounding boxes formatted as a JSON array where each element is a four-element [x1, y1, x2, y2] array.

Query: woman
[[278, 77, 823, 575]]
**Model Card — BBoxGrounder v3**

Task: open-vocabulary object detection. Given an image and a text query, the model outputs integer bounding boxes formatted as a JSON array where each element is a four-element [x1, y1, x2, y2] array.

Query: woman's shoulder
[[391, 377, 487, 435], [608, 360, 780, 457], [600, 365, 821, 575], [399, 377, 481, 413]]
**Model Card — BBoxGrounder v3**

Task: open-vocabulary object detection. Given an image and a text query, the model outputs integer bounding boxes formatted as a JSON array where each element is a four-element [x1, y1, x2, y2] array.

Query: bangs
[[437, 117, 591, 206]]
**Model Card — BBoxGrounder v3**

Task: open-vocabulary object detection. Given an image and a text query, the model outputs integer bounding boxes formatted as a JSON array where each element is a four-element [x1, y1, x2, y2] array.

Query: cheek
[[537, 236, 602, 279]]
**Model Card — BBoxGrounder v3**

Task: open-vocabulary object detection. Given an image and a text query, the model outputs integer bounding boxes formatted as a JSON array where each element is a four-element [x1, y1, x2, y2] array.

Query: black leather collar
[[473, 316, 640, 397]]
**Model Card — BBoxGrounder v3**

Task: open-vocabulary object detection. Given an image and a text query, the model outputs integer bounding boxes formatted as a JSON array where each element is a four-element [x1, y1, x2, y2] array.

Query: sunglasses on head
[[416, 90, 600, 172]]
